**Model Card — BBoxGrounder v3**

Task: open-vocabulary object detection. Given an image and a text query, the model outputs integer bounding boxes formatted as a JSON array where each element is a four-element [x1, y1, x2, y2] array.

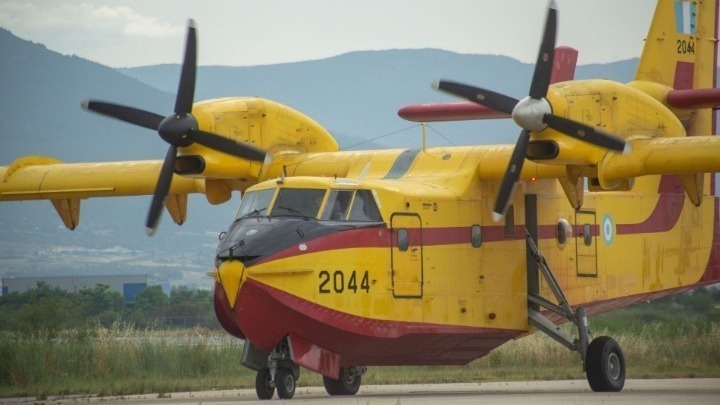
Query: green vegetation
[[0, 286, 718, 399], [0, 283, 219, 334]]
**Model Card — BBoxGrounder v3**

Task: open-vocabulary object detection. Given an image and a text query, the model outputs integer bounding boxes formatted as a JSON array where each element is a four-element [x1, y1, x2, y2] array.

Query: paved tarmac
[[4, 379, 719, 404]]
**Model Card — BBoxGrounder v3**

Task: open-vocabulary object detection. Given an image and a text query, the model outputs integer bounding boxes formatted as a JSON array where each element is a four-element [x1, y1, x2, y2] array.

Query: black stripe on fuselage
[[216, 217, 384, 267], [384, 148, 422, 179]]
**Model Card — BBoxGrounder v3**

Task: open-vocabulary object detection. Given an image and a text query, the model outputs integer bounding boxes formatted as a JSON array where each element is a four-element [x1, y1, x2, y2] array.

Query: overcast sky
[[0, 0, 656, 68]]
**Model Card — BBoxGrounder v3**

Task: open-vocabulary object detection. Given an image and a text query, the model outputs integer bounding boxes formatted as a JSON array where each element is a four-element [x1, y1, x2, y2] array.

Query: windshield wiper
[[235, 208, 266, 222], [273, 205, 314, 219]]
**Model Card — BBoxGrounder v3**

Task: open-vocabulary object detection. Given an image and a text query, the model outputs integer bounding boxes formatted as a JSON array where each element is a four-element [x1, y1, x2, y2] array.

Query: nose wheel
[[254, 368, 275, 400], [251, 341, 300, 400], [275, 367, 297, 399]]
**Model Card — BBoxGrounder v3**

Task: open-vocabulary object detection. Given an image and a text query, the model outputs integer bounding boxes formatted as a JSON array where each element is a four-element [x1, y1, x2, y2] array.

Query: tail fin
[[636, 0, 718, 135], [636, 0, 717, 90]]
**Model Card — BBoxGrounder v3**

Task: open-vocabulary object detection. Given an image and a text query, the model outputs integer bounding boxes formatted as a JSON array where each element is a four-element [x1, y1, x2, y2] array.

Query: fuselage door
[[390, 213, 423, 298], [575, 210, 598, 277]]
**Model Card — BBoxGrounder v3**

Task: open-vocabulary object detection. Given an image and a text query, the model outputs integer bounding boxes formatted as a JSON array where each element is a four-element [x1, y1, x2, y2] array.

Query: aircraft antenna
[[422, 123, 427, 152]]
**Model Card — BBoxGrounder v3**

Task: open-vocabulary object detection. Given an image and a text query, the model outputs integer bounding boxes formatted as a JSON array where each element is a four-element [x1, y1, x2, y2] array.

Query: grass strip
[[1, 320, 718, 399]]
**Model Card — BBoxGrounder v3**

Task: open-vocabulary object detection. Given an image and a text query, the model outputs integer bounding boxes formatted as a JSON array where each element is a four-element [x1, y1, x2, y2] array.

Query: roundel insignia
[[602, 213, 614, 245]]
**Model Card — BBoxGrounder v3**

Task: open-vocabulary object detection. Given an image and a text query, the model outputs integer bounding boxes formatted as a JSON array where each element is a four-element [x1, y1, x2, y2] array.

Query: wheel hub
[[607, 352, 621, 380]]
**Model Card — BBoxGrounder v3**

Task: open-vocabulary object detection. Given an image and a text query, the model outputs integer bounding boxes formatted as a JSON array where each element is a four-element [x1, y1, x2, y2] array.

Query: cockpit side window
[[270, 188, 325, 218], [348, 190, 382, 222], [320, 190, 354, 221], [235, 188, 275, 220]]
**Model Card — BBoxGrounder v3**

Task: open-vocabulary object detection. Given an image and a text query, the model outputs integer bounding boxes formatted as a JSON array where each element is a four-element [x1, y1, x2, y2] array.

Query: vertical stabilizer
[[636, 0, 717, 90], [636, 0, 718, 136]]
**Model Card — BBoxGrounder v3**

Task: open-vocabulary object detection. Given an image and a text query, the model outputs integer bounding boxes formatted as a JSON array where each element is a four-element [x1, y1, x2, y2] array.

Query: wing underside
[[0, 156, 203, 229]]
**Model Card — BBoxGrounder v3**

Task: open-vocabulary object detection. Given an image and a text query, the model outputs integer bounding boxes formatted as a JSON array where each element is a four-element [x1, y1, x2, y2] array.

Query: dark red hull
[[214, 279, 522, 367]]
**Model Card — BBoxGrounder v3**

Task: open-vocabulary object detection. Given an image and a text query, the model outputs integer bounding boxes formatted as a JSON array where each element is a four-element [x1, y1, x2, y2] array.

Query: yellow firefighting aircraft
[[2, 0, 720, 400]]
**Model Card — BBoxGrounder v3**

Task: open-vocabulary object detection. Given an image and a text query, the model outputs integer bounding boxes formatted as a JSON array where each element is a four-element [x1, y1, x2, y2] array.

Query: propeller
[[433, 1, 627, 222], [82, 20, 267, 235]]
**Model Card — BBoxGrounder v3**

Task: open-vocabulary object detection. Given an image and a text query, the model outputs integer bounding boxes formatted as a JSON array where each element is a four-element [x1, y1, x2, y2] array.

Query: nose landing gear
[[245, 340, 300, 400]]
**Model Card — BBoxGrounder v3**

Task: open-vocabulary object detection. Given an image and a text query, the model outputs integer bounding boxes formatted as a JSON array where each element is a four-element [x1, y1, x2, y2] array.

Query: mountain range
[[0, 28, 639, 287]]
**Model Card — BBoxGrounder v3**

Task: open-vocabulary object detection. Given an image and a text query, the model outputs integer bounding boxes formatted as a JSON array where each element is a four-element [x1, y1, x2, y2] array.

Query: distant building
[[1, 274, 148, 303]]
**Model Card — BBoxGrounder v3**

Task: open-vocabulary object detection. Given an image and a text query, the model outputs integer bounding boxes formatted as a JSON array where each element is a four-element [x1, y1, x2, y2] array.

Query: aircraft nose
[[217, 260, 245, 309]]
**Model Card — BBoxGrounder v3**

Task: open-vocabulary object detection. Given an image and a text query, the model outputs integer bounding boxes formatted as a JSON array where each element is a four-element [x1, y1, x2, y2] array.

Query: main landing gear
[[323, 366, 366, 396], [526, 232, 626, 392], [242, 339, 367, 400]]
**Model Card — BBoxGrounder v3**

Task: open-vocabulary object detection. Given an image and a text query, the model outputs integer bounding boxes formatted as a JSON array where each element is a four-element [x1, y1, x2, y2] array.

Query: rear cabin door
[[390, 213, 423, 298], [575, 210, 598, 277]]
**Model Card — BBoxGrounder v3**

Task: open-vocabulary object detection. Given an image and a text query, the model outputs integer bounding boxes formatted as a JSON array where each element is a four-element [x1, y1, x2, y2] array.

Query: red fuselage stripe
[[258, 177, 688, 265]]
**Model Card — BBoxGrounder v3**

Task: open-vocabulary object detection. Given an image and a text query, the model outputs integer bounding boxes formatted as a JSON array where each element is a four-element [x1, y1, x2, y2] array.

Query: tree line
[[0, 281, 718, 335], [0, 282, 219, 334]]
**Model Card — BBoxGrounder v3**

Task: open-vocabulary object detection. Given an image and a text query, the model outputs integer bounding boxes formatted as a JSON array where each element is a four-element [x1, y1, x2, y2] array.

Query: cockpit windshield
[[235, 188, 275, 220], [270, 188, 325, 218], [235, 186, 384, 222]]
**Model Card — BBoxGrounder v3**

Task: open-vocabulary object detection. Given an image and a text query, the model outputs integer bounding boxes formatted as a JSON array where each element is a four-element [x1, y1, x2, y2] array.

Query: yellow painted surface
[[3, 0, 720, 338]]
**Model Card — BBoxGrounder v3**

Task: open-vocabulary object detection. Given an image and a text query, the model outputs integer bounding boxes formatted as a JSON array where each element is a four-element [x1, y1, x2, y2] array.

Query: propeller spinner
[[434, 1, 627, 221], [82, 20, 266, 235]]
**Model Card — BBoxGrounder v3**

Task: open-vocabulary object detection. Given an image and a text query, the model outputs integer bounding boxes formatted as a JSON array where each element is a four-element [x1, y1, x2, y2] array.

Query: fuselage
[[212, 142, 720, 372]]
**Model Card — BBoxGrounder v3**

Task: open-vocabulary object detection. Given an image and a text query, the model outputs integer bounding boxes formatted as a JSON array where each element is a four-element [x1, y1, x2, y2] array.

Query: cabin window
[[320, 190, 354, 221], [348, 190, 383, 222], [556, 218, 573, 248], [270, 188, 325, 218], [583, 224, 592, 246], [235, 188, 275, 220], [397, 228, 409, 252], [471, 225, 482, 248]]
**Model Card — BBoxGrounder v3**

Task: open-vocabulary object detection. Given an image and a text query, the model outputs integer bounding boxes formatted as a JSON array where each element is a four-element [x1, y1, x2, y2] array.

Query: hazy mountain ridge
[[120, 50, 640, 149], [0, 29, 639, 287]]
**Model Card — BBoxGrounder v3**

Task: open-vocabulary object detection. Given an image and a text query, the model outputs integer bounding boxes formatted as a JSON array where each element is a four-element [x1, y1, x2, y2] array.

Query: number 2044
[[318, 270, 370, 294]]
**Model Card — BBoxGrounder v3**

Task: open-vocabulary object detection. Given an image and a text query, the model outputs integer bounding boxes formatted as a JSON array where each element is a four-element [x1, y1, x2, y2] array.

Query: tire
[[276, 367, 296, 399], [255, 368, 275, 400], [323, 367, 362, 396], [585, 336, 625, 392]]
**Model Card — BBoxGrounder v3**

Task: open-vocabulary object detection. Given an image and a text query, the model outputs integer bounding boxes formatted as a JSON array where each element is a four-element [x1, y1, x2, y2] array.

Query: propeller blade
[[174, 20, 197, 115], [82, 100, 163, 131], [189, 129, 266, 161], [434, 80, 519, 115], [543, 114, 626, 152], [492, 130, 531, 222], [528, 2, 558, 99], [146, 146, 177, 236]]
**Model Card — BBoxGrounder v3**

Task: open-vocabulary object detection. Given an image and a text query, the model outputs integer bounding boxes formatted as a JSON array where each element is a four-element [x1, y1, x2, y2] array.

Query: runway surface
[[7, 379, 720, 404]]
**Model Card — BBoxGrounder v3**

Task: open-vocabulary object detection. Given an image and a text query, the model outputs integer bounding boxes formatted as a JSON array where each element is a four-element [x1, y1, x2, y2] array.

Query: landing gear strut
[[526, 232, 626, 392]]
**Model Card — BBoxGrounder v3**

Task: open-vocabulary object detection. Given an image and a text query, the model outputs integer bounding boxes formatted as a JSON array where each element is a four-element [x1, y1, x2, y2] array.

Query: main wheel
[[255, 368, 275, 400], [323, 367, 362, 396], [585, 336, 625, 392], [276, 367, 296, 399]]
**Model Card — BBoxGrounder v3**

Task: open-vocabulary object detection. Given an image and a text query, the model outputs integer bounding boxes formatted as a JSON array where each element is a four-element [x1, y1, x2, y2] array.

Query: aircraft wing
[[599, 136, 720, 183], [471, 135, 720, 210], [472, 136, 720, 181], [0, 156, 203, 229]]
